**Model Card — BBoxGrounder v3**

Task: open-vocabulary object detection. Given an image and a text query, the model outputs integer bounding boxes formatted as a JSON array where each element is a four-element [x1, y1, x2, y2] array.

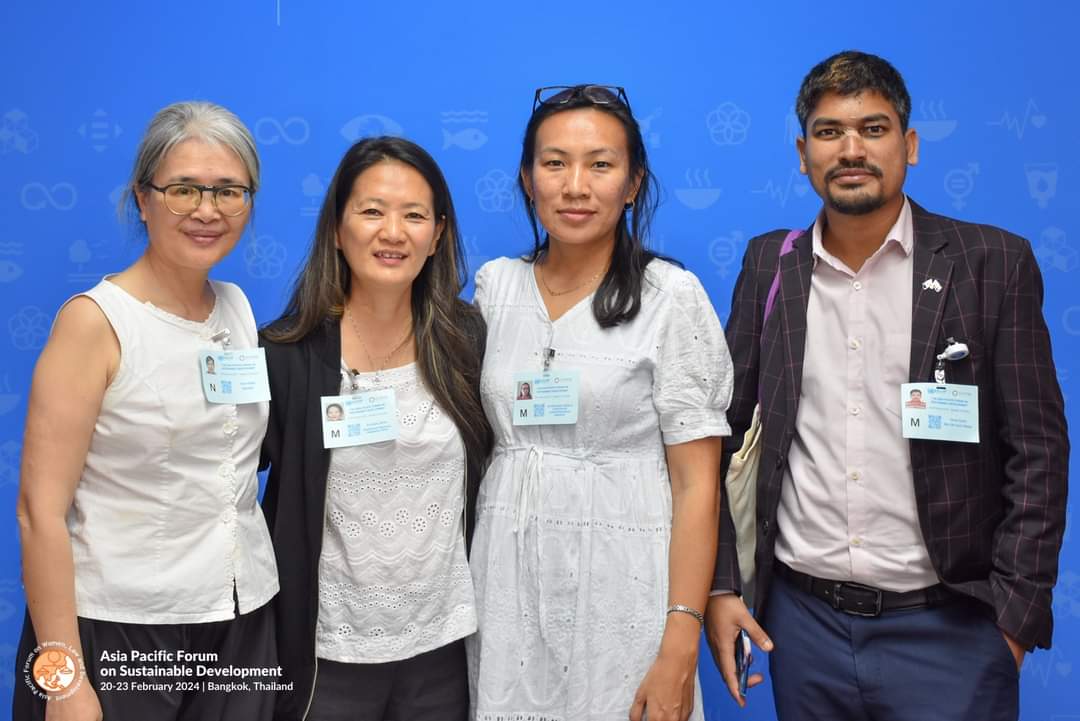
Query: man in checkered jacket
[[705, 51, 1068, 721]]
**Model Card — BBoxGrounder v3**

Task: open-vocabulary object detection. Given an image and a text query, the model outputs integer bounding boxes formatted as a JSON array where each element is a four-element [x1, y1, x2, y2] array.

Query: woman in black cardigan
[[260, 137, 492, 721]]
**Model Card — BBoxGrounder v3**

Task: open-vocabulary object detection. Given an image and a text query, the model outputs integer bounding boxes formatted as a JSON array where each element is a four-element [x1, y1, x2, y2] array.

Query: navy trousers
[[765, 574, 1019, 721]]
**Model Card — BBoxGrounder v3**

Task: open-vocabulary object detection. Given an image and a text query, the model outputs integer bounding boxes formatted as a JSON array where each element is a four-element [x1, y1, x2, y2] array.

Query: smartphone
[[734, 629, 753, 697]]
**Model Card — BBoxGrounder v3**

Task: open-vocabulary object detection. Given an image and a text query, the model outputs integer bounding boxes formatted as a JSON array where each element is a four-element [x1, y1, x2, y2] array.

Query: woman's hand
[[44, 681, 103, 721], [629, 612, 700, 721]]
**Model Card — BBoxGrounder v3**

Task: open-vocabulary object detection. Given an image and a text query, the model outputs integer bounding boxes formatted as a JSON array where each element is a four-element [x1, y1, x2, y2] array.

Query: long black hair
[[519, 85, 664, 328]]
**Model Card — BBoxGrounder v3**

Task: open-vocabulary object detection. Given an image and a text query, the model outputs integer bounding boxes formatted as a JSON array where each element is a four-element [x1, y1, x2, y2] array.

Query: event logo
[[1025, 163, 1058, 209], [911, 100, 958, 142], [23, 642, 86, 701], [244, 234, 288, 279], [20, 182, 77, 211], [1, 109, 39, 154], [340, 114, 404, 142], [674, 169, 722, 210], [77, 109, 122, 153], [706, 102, 751, 146], [255, 116, 310, 146], [708, 231, 744, 278], [987, 99, 1046, 140], [300, 173, 326, 217], [474, 169, 515, 213], [944, 163, 979, 211], [0, 240, 24, 284], [441, 111, 489, 151], [753, 168, 811, 208], [8, 306, 50, 351], [1035, 227, 1077, 273]]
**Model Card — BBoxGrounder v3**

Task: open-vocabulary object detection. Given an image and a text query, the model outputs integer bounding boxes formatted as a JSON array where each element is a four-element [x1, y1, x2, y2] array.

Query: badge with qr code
[[200, 348, 271, 404], [512, 370, 579, 426], [900, 383, 979, 443]]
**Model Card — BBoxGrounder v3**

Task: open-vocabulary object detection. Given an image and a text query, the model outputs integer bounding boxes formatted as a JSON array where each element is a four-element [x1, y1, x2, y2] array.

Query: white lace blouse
[[315, 362, 476, 663]]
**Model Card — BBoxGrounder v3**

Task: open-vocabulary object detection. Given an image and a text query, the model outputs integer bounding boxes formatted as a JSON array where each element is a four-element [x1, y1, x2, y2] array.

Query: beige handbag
[[722, 229, 802, 609], [725, 403, 762, 607]]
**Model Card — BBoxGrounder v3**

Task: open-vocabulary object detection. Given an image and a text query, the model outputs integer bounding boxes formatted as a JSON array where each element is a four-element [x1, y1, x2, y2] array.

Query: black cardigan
[[259, 306, 487, 721]]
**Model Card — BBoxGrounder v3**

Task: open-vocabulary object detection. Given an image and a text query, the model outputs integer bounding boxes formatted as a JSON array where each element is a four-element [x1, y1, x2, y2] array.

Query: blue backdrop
[[2, 1, 1077, 718]]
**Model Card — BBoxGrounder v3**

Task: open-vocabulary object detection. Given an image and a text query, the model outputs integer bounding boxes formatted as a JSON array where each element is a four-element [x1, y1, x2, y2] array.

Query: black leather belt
[[775, 562, 954, 617]]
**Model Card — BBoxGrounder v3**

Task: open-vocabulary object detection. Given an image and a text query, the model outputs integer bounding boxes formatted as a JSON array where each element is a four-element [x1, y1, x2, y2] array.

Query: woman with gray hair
[[13, 101, 279, 721]]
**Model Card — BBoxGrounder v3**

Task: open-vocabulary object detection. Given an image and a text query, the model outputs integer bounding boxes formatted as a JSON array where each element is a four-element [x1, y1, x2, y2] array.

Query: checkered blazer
[[713, 200, 1069, 650]]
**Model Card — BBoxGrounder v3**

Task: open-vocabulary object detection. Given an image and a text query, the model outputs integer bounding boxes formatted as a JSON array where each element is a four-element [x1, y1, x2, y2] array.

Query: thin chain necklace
[[538, 258, 608, 297], [345, 306, 413, 384]]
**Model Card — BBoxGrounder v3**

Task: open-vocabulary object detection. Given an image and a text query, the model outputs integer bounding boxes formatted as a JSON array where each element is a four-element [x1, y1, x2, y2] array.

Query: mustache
[[825, 161, 883, 182]]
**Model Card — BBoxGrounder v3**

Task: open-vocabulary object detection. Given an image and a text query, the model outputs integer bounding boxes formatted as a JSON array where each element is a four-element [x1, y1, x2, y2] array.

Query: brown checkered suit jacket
[[713, 200, 1069, 650]]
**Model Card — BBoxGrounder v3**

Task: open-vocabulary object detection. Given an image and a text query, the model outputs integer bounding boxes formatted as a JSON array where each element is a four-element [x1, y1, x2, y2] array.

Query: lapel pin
[[921, 278, 943, 293]]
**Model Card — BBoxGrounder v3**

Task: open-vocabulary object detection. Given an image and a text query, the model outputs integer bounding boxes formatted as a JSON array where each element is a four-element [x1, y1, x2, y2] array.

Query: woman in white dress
[[468, 85, 733, 721]]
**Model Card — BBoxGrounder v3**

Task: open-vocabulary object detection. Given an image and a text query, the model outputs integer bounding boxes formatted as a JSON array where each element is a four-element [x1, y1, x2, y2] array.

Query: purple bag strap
[[762, 229, 805, 326], [754, 229, 804, 405]]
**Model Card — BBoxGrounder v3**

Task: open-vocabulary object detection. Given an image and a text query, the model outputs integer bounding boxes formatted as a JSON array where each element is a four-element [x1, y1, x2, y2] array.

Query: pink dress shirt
[[774, 198, 939, 592]]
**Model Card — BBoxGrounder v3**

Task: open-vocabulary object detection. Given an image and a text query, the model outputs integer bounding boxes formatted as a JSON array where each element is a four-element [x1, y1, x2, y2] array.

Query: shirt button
[[851, 537, 863, 547], [848, 338, 860, 350], [853, 281, 863, 291], [223, 419, 239, 436], [850, 406, 860, 416], [849, 471, 861, 481]]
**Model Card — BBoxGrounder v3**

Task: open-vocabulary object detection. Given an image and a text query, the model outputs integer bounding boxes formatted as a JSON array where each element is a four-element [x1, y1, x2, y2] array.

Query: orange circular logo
[[31, 648, 78, 693]]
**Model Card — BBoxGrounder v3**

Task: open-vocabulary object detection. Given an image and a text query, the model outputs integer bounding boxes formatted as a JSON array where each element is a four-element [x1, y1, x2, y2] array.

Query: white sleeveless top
[[68, 278, 279, 624]]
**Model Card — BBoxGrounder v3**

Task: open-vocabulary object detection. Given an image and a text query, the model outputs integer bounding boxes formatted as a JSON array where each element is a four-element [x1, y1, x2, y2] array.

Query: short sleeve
[[473, 259, 497, 310], [652, 269, 733, 445]]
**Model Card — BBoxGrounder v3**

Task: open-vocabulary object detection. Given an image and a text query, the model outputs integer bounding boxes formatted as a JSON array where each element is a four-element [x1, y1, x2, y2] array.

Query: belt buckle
[[832, 581, 884, 617]]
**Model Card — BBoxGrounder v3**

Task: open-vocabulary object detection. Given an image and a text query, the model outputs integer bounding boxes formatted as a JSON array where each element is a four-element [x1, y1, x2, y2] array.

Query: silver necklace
[[345, 306, 413, 384]]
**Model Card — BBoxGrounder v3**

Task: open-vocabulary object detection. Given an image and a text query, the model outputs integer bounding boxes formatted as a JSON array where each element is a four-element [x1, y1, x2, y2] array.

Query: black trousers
[[307, 639, 468, 721], [13, 602, 277, 721]]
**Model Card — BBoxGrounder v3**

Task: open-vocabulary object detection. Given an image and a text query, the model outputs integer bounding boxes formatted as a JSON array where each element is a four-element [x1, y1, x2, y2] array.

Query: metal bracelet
[[666, 603, 705, 626]]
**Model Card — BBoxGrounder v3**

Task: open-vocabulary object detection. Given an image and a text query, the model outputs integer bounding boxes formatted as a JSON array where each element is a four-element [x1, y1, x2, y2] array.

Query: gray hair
[[121, 101, 260, 222]]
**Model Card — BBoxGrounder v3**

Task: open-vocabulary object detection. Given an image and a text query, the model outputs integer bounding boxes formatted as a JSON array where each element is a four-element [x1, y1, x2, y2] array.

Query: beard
[[825, 187, 885, 215], [822, 162, 886, 216]]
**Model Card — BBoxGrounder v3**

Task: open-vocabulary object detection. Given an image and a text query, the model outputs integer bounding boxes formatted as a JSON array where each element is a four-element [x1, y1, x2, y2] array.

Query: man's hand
[[1002, 630, 1026, 672], [704, 594, 773, 707]]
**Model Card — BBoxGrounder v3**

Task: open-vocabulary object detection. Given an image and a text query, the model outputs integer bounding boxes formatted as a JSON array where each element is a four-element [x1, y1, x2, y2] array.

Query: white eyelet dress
[[467, 258, 733, 721]]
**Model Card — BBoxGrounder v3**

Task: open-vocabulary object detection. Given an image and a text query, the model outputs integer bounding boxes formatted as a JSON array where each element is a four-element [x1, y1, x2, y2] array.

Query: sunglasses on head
[[532, 85, 632, 113]]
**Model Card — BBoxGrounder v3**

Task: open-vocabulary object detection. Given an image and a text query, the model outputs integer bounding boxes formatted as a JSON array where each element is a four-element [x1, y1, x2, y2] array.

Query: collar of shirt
[[810, 196, 914, 275]]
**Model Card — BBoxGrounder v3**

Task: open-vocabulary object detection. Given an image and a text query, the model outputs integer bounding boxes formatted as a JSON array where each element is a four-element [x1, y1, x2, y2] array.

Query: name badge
[[900, 383, 979, 443], [200, 348, 271, 404], [321, 390, 399, 448], [512, 370, 579, 426]]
